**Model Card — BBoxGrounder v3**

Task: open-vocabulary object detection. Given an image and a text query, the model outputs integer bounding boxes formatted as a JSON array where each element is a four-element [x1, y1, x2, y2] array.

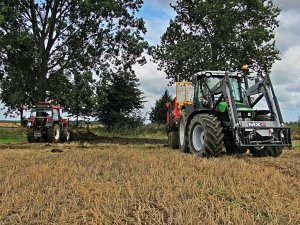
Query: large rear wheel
[[47, 124, 61, 143], [188, 114, 224, 157]]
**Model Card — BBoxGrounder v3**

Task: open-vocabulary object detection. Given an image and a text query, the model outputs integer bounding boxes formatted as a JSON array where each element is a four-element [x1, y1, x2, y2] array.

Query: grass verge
[[0, 128, 27, 144], [80, 123, 167, 140]]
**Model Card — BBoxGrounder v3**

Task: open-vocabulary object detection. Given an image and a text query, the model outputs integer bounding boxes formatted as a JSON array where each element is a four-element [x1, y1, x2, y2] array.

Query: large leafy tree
[[151, 0, 281, 83], [0, 2, 38, 121], [0, 32, 38, 122], [149, 90, 172, 124], [0, 0, 147, 110], [97, 70, 145, 129]]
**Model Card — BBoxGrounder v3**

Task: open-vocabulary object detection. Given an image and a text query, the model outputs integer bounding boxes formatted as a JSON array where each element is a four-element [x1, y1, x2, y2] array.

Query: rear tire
[[249, 146, 283, 157], [47, 124, 61, 143], [168, 131, 179, 149], [179, 112, 189, 153], [188, 114, 224, 157]]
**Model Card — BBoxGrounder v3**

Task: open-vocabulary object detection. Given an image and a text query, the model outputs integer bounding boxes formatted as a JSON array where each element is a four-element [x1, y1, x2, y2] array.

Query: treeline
[[286, 122, 300, 140], [0, 0, 283, 129]]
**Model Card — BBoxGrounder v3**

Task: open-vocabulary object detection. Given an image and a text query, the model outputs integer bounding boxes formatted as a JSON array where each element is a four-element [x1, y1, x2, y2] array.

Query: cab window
[[53, 109, 59, 120]]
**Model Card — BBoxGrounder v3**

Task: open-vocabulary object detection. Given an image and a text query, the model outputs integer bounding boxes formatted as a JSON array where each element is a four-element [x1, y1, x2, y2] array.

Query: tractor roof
[[192, 71, 243, 84], [34, 102, 60, 109]]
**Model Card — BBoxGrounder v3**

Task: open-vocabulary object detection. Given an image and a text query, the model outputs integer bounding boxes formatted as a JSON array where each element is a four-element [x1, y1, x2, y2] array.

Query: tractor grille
[[35, 118, 47, 127]]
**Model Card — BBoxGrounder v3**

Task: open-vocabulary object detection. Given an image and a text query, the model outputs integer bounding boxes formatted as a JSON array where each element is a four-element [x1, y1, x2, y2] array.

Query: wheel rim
[[54, 127, 60, 140], [179, 119, 185, 146], [192, 125, 205, 152], [254, 146, 264, 151], [66, 131, 70, 141]]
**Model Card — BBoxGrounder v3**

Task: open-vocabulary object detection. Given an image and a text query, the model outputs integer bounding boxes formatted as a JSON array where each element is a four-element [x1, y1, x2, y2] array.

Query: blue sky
[[1, 0, 300, 122]]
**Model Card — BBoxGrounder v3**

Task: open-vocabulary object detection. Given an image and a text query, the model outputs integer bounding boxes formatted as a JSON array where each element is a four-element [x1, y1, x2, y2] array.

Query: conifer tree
[[149, 90, 172, 124], [97, 70, 145, 129]]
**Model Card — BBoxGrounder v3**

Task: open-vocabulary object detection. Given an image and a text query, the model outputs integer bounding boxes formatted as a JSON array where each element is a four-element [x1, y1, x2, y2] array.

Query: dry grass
[[0, 143, 299, 224], [0, 122, 20, 128]]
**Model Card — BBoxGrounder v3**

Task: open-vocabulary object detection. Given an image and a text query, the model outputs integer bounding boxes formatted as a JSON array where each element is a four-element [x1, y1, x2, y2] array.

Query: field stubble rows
[[0, 142, 299, 224]]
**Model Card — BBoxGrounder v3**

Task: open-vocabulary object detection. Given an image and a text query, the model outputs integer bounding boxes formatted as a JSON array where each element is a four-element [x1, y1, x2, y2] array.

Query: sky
[[1, 0, 300, 122], [133, 0, 300, 122]]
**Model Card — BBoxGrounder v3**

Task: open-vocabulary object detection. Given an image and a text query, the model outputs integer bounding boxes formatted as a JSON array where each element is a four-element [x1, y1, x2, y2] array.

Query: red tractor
[[26, 102, 70, 143]]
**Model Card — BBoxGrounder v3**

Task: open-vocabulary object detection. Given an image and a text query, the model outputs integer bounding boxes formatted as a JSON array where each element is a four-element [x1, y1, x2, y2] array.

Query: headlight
[[27, 122, 32, 127]]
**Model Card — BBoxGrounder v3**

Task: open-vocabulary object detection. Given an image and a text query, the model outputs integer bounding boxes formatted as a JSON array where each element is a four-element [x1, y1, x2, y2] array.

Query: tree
[[48, 70, 96, 127], [149, 90, 172, 124], [97, 70, 145, 129], [0, 0, 147, 110], [151, 0, 281, 83], [0, 32, 38, 122]]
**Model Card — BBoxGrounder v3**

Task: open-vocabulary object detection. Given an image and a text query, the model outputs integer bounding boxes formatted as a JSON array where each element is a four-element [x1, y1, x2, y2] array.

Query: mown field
[[0, 130, 299, 224], [0, 121, 20, 128]]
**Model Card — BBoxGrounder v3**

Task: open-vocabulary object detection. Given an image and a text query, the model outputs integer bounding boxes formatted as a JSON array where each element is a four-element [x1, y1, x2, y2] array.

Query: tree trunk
[[76, 114, 79, 128], [19, 107, 25, 127]]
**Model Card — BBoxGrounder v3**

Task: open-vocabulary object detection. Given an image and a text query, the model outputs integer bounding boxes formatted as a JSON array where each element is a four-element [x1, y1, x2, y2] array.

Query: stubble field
[[0, 140, 299, 225]]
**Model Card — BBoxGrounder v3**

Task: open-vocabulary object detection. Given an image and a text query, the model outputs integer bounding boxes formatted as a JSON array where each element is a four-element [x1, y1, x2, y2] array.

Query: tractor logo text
[[248, 122, 266, 127]]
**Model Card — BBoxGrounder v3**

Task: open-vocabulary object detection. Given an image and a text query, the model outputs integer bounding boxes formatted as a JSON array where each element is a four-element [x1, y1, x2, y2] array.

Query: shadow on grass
[[72, 131, 167, 145]]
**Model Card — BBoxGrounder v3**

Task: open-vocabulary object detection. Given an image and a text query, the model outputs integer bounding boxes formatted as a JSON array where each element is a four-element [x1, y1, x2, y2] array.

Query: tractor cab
[[191, 70, 272, 124]]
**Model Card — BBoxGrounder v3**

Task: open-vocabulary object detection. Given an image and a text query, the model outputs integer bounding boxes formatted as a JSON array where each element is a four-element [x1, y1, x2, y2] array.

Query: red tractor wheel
[[47, 124, 61, 143], [61, 127, 70, 142]]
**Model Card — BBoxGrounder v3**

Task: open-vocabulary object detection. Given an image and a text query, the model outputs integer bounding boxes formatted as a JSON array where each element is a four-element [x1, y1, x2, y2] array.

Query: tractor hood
[[217, 101, 252, 112]]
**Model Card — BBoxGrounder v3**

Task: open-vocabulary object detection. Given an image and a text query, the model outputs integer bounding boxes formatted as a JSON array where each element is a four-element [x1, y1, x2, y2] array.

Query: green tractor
[[166, 66, 292, 157]]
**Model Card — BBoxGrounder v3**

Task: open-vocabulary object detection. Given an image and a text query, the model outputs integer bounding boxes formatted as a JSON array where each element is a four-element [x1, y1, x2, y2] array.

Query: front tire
[[27, 129, 35, 143], [47, 124, 61, 143], [224, 133, 247, 154], [188, 114, 224, 157], [249, 146, 283, 157]]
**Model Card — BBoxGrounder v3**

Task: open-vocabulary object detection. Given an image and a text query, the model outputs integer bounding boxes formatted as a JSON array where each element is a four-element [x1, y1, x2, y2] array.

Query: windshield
[[206, 77, 222, 89], [197, 77, 242, 102], [197, 77, 222, 97], [30, 108, 52, 117], [230, 78, 242, 101]]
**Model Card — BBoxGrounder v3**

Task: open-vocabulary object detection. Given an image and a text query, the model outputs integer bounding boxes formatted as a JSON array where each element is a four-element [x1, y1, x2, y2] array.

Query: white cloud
[[274, 0, 300, 12], [272, 45, 300, 121], [144, 0, 177, 11], [275, 10, 300, 52], [134, 56, 174, 119]]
